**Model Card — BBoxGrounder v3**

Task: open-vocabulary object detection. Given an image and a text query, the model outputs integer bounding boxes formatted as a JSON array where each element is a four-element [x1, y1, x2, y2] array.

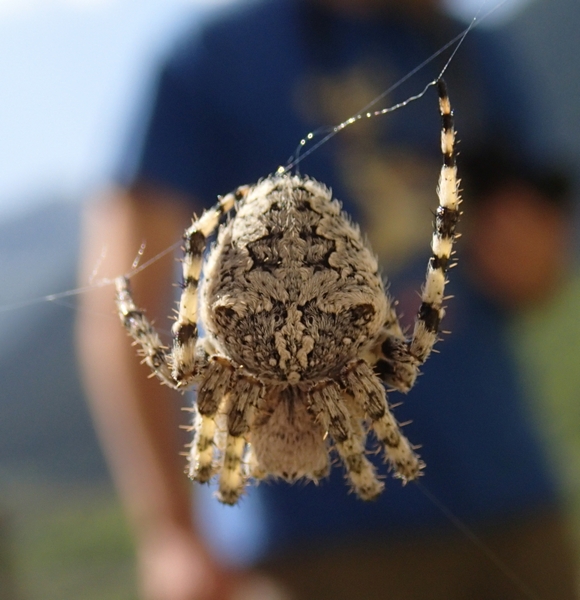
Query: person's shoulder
[[168, 0, 292, 68], [205, 0, 292, 36]]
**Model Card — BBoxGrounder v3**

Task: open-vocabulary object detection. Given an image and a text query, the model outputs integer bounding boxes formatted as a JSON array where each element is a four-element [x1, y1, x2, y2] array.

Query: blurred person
[[460, 147, 574, 310], [460, 145, 580, 554], [77, 0, 579, 599]]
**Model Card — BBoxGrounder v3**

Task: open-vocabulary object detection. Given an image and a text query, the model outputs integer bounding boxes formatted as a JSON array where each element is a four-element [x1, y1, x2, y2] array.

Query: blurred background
[[0, 0, 578, 598]]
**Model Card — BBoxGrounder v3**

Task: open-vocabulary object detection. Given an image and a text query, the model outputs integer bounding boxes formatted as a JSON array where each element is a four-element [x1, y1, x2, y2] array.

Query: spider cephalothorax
[[116, 79, 460, 505]]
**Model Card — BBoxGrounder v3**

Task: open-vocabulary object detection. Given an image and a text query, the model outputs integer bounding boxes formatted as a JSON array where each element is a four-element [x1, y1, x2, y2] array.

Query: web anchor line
[[281, 0, 494, 174], [415, 481, 546, 600]]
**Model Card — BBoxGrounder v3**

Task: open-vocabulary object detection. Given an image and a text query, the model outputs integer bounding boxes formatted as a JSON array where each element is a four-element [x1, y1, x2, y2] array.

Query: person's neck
[[307, 0, 441, 21]]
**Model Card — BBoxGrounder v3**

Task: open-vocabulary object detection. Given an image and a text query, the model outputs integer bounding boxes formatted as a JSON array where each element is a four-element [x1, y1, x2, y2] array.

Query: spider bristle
[[367, 444, 382, 456], [179, 424, 195, 432]]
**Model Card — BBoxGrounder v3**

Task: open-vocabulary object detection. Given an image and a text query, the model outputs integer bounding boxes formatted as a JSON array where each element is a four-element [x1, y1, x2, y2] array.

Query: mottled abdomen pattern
[[201, 177, 388, 383]]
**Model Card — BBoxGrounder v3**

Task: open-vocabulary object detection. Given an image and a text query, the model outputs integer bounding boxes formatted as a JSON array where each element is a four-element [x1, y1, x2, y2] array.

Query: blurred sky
[[0, 0, 532, 220], [0, 0, 236, 219]]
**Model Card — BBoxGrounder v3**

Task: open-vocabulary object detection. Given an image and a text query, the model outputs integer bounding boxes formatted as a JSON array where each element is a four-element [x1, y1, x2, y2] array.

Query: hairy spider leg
[[309, 380, 384, 500], [115, 188, 244, 389], [344, 360, 423, 481], [374, 79, 460, 392], [172, 188, 246, 387], [188, 355, 235, 482], [410, 78, 460, 361], [115, 276, 175, 387], [218, 374, 263, 505]]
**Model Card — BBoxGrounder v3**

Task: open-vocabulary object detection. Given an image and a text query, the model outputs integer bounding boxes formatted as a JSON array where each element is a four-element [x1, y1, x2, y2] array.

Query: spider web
[[0, 2, 571, 599], [0, 0, 529, 318]]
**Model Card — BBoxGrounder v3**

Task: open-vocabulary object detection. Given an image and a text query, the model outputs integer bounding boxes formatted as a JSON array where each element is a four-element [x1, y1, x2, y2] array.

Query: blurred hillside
[[0, 200, 136, 600], [0, 200, 105, 480], [0, 1, 577, 598]]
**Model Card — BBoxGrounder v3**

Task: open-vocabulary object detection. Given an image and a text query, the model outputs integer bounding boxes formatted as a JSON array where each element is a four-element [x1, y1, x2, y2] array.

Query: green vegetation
[[1, 477, 137, 600]]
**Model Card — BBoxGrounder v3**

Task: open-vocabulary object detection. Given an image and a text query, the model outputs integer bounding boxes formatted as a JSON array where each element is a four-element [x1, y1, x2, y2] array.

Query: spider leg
[[343, 359, 423, 482], [115, 276, 176, 388], [187, 355, 234, 483], [368, 299, 420, 393], [374, 334, 421, 393], [373, 80, 460, 393], [116, 188, 244, 389], [308, 380, 384, 500], [172, 189, 242, 387], [217, 373, 263, 505], [410, 79, 460, 364]]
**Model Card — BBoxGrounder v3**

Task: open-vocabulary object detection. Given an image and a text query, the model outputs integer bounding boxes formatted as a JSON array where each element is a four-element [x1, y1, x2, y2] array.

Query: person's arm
[[77, 183, 237, 600]]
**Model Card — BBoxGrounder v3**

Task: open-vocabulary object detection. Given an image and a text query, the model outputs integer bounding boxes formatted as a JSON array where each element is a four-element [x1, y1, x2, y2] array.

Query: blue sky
[[0, 0, 236, 218], [0, 0, 530, 220]]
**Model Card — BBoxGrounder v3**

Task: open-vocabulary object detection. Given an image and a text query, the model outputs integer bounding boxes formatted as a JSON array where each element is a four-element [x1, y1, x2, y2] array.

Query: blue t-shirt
[[118, 0, 558, 566]]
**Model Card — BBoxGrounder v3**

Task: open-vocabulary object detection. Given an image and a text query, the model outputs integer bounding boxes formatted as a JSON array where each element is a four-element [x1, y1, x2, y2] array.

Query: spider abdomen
[[200, 175, 388, 382]]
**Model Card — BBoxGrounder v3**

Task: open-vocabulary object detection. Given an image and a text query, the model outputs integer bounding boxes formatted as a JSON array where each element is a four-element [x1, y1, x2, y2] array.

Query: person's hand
[[137, 523, 239, 600], [137, 522, 292, 600]]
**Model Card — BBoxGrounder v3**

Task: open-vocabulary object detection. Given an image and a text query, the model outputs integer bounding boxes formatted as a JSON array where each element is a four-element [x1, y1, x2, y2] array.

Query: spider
[[116, 79, 460, 505]]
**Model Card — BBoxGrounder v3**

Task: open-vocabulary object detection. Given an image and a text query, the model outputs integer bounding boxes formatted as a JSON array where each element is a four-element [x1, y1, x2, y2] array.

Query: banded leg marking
[[344, 360, 423, 481], [410, 78, 460, 363], [115, 276, 175, 387], [172, 190, 240, 386], [188, 406, 217, 483], [218, 374, 263, 505], [218, 436, 246, 505], [188, 356, 234, 482], [309, 380, 383, 500]]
